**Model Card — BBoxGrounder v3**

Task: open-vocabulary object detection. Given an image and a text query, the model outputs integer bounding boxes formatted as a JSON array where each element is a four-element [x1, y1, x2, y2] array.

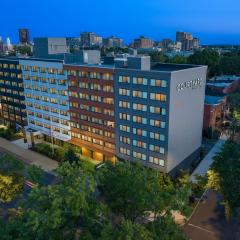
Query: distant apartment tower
[[33, 38, 69, 58], [176, 32, 200, 51], [80, 32, 103, 47], [103, 37, 124, 48], [19, 29, 30, 45], [133, 36, 154, 49], [161, 39, 173, 49]]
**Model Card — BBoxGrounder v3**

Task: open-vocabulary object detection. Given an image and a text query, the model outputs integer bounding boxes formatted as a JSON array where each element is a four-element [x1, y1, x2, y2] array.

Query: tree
[[0, 174, 24, 203], [22, 162, 97, 239], [147, 215, 186, 240], [0, 154, 25, 175], [188, 49, 221, 77], [98, 162, 191, 222], [64, 146, 79, 164], [208, 141, 240, 219], [16, 46, 32, 56], [0, 154, 25, 203], [150, 52, 168, 63], [27, 165, 44, 186], [168, 55, 187, 64]]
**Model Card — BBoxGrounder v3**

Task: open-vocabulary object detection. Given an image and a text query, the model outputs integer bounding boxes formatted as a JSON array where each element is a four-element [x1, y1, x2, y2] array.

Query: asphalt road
[[183, 190, 240, 240]]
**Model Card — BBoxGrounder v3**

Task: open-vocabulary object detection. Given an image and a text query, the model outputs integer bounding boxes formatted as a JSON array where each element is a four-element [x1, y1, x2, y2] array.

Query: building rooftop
[[205, 95, 224, 105], [207, 82, 232, 88], [151, 63, 203, 72]]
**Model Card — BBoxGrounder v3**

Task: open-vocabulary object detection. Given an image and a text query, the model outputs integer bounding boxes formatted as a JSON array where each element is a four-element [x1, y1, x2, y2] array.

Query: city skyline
[[1, 0, 240, 45]]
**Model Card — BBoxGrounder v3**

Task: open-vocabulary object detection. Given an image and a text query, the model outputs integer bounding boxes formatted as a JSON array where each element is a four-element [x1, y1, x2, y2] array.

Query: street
[[183, 190, 240, 240]]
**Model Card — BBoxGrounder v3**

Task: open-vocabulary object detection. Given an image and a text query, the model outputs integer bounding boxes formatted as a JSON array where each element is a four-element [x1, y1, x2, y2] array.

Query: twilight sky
[[1, 0, 240, 44]]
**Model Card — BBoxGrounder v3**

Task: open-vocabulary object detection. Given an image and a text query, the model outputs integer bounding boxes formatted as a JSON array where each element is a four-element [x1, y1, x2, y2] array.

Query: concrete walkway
[[0, 137, 58, 172], [190, 136, 227, 182]]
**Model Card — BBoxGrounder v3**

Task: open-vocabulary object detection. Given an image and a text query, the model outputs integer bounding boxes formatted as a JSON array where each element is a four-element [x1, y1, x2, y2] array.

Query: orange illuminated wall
[[64, 64, 116, 161]]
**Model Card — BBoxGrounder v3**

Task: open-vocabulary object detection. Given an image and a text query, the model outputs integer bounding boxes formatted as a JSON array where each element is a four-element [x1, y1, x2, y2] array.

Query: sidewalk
[[190, 134, 227, 182], [0, 137, 58, 172]]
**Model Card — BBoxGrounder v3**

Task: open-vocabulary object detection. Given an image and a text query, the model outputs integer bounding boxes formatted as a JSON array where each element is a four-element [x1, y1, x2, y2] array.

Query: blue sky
[[1, 0, 240, 44]]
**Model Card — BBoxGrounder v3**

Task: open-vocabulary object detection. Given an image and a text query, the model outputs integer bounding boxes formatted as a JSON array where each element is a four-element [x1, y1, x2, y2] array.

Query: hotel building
[[115, 56, 207, 174], [64, 64, 116, 161], [19, 58, 71, 144], [0, 52, 207, 175], [0, 58, 26, 127]]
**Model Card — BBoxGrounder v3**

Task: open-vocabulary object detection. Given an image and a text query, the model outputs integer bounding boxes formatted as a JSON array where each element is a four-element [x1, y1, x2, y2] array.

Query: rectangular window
[[150, 132, 165, 141], [149, 144, 165, 154], [133, 151, 147, 161], [150, 120, 166, 128], [149, 157, 165, 166], [150, 106, 166, 115], [133, 77, 147, 85], [150, 93, 167, 102], [119, 88, 130, 96], [133, 91, 147, 99], [150, 79, 167, 88], [119, 76, 130, 83]]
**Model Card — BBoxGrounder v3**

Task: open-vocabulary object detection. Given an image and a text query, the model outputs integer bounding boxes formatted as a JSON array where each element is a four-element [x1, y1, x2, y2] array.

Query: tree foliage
[[209, 141, 240, 218]]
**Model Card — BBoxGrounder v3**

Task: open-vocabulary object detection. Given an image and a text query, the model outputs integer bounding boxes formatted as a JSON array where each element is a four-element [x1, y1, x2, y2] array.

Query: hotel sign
[[176, 78, 202, 92]]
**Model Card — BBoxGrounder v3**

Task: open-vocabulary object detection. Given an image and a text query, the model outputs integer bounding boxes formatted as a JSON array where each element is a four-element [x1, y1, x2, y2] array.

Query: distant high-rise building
[[161, 38, 173, 49], [0, 37, 3, 55], [133, 36, 154, 49], [80, 32, 103, 47], [103, 36, 124, 48], [176, 32, 199, 51], [6, 37, 13, 51], [19, 29, 30, 45]]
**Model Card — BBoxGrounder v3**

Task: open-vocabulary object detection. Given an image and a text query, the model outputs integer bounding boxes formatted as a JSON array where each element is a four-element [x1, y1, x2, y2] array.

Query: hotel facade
[[0, 58, 26, 127], [0, 55, 207, 174]]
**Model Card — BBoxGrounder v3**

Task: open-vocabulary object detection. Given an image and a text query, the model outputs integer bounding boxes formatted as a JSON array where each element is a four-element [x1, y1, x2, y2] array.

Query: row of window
[[70, 122, 115, 139], [69, 92, 114, 104], [28, 120, 69, 136], [26, 102, 68, 116], [70, 102, 114, 116], [71, 132, 115, 149], [25, 85, 68, 96], [0, 63, 20, 70], [119, 89, 167, 101], [23, 76, 67, 85], [70, 112, 115, 128], [22, 66, 65, 75], [0, 79, 24, 88], [0, 96, 25, 105], [2, 111, 25, 123], [25, 95, 68, 106], [119, 113, 166, 128], [119, 125, 165, 140], [119, 101, 167, 115], [119, 76, 167, 88], [67, 70, 113, 80], [0, 72, 22, 79], [120, 137, 165, 153], [27, 112, 69, 126], [119, 147, 165, 166], [69, 81, 114, 92], [0, 88, 25, 96]]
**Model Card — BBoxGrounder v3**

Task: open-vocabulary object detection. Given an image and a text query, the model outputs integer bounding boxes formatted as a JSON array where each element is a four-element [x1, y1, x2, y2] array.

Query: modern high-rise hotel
[[0, 44, 207, 174]]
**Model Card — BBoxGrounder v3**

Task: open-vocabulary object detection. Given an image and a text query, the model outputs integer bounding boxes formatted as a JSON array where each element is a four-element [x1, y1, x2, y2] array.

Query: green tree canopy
[[209, 141, 240, 219]]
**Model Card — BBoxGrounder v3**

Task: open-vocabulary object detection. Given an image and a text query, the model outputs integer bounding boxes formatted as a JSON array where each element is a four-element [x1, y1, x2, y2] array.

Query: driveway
[[0, 137, 58, 172], [183, 190, 240, 240]]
